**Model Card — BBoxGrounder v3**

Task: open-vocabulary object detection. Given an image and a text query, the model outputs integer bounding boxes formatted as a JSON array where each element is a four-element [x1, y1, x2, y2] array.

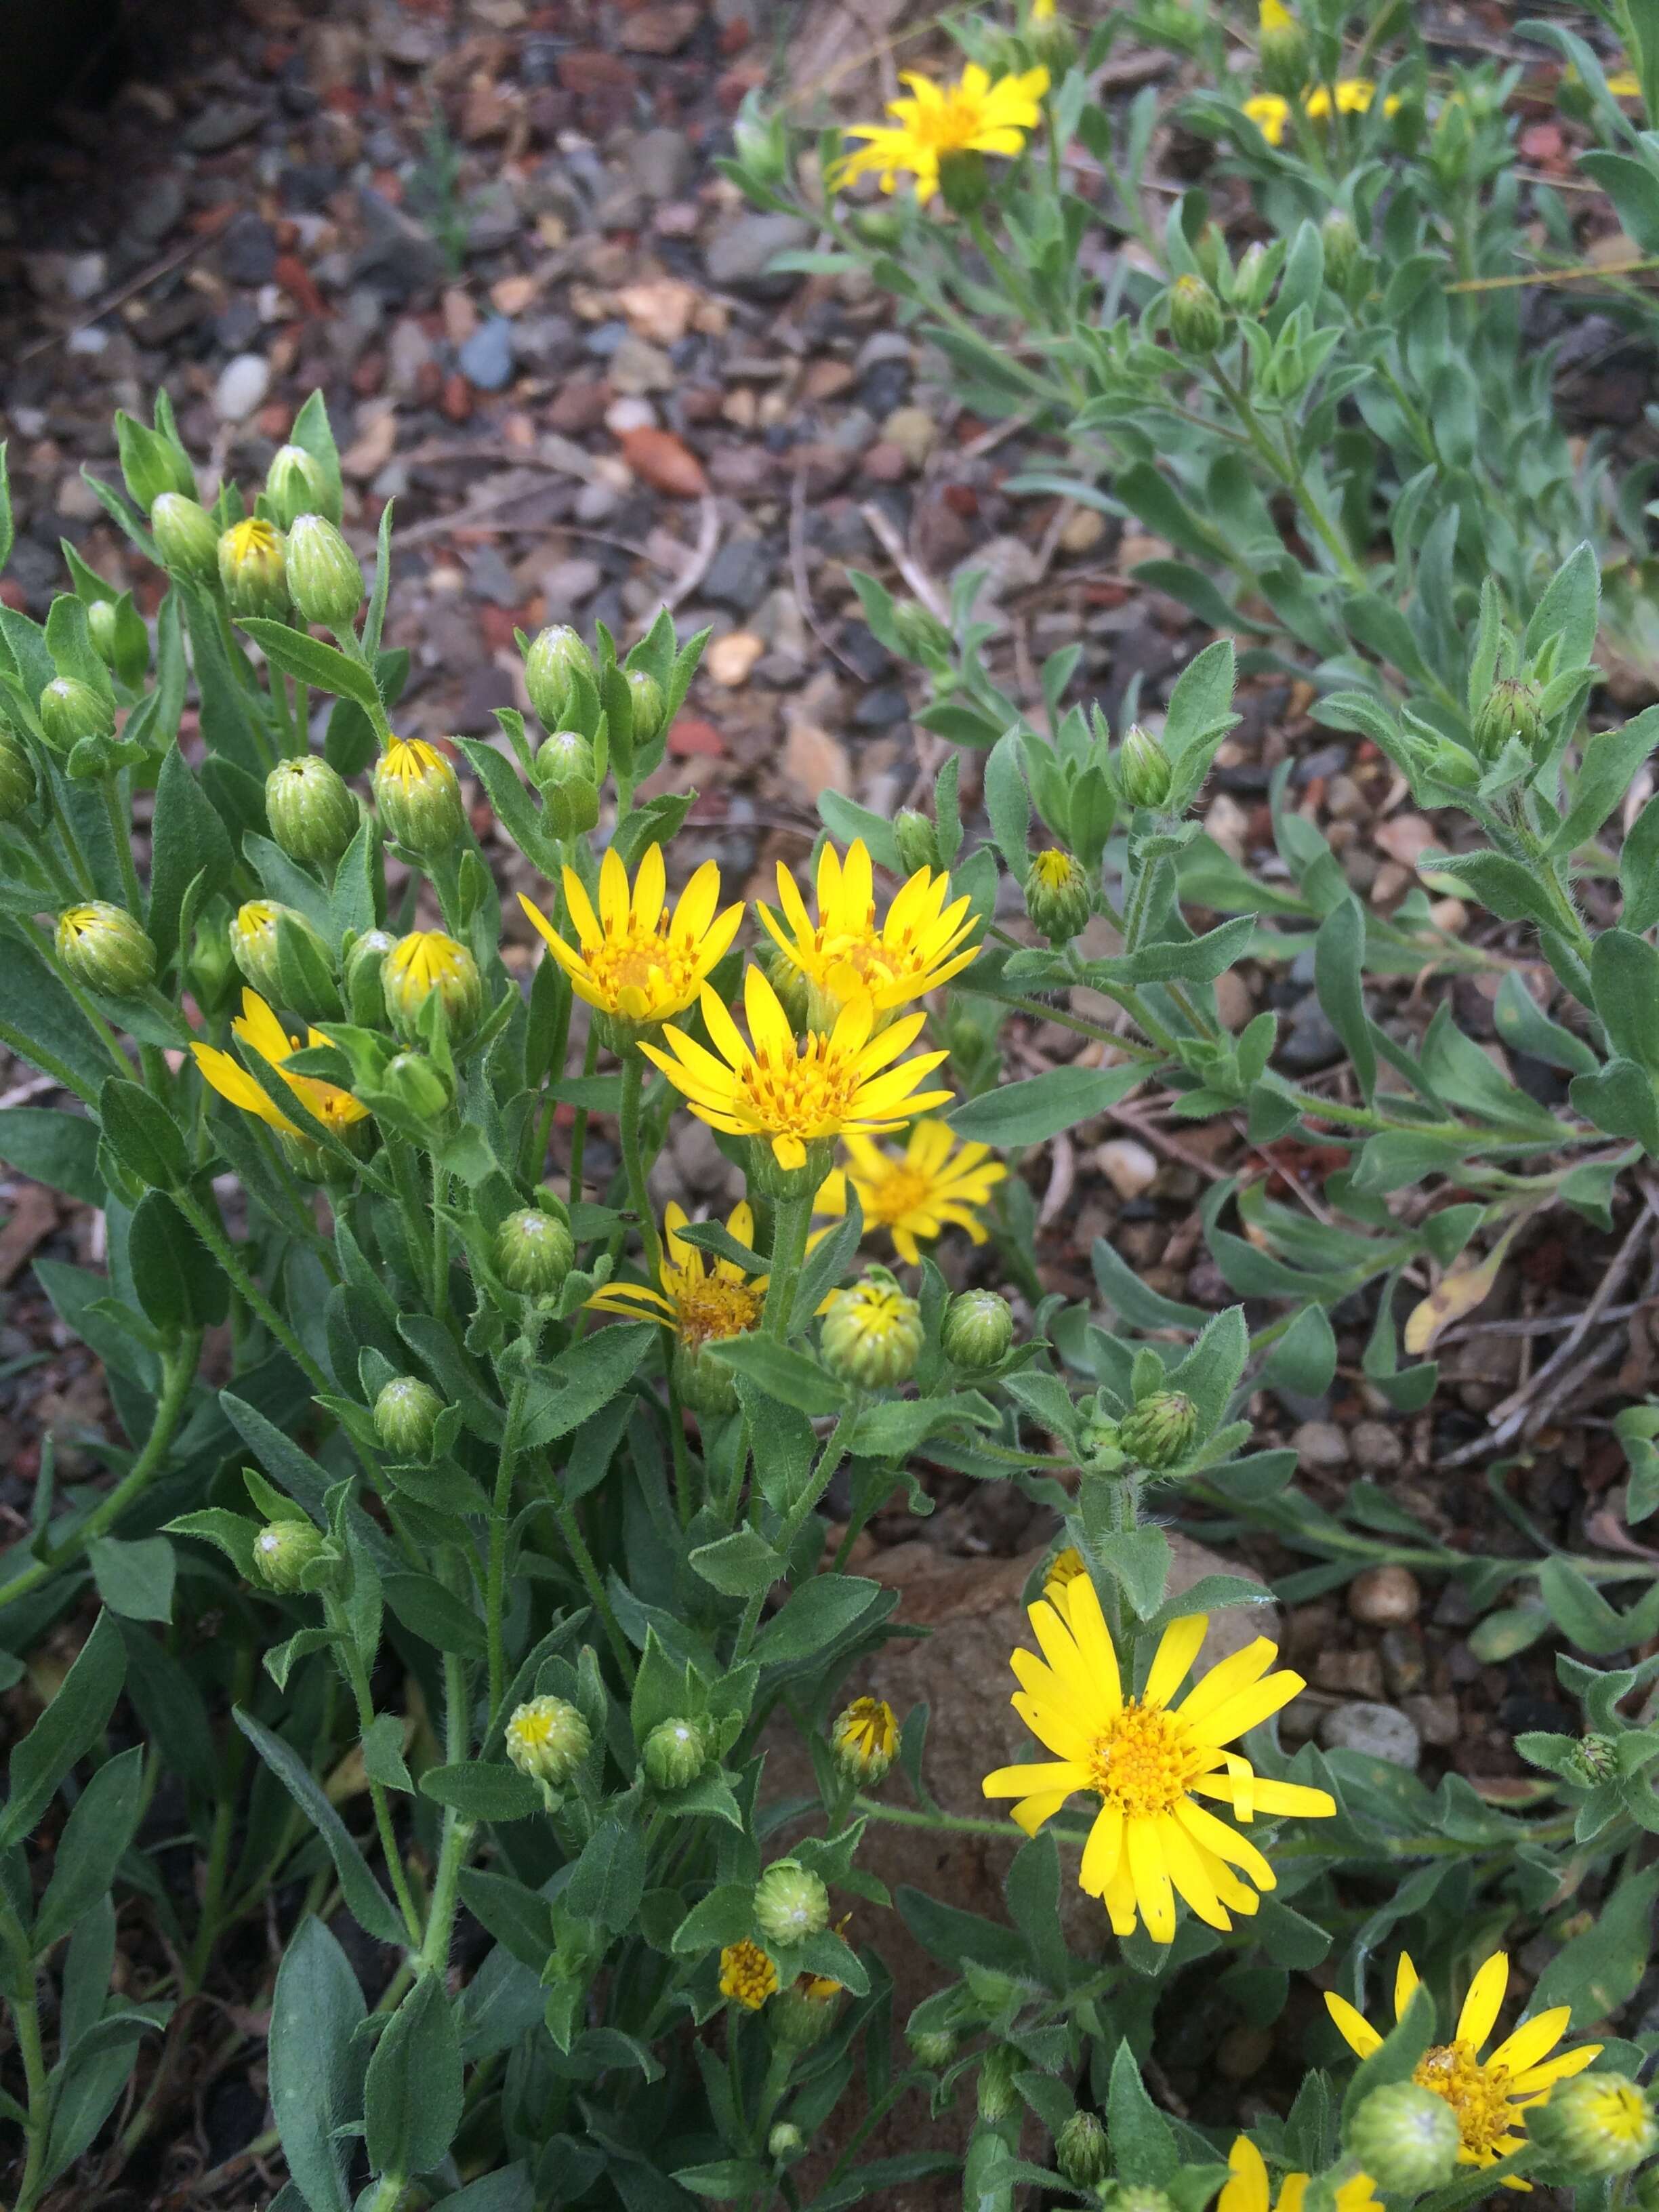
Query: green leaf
[[705, 1334, 844, 1418], [1107, 2040, 1178, 2187], [753, 1575, 882, 1666], [1313, 897, 1375, 1100], [983, 731, 1031, 871], [98, 1078, 187, 1189], [0, 1105, 103, 1204], [1570, 1058, 1659, 1155], [1578, 150, 1659, 251], [565, 1814, 647, 1931], [233, 1707, 407, 1944], [1591, 930, 1659, 1072], [127, 1188, 228, 1336], [32, 1744, 144, 1953], [670, 1882, 755, 1957], [1418, 848, 1563, 930], [365, 1971, 464, 2178], [419, 1761, 543, 1822], [384, 1573, 487, 1657], [815, 790, 903, 876], [268, 1917, 366, 2212], [948, 1063, 1143, 1146], [1532, 1864, 1659, 2024], [689, 1528, 783, 1597], [1492, 970, 1597, 1075], [148, 743, 236, 970], [163, 1508, 260, 1579], [87, 1535, 176, 1623], [239, 618, 381, 713], [1340, 1984, 1434, 2123], [1548, 708, 1659, 857], [0, 1611, 124, 1850]]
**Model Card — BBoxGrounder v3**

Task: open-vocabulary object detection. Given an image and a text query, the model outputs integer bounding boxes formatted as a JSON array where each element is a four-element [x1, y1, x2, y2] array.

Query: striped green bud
[[266, 754, 361, 869]]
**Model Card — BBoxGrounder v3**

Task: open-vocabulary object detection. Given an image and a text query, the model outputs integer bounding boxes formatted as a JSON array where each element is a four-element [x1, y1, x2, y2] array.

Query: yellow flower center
[[735, 1029, 867, 1136], [672, 1274, 763, 1349], [586, 930, 706, 1016], [1087, 1701, 1204, 1816], [510, 1709, 554, 1750], [226, 518, 279, 561], [839, 1285, 913, 1342], [860, 1165, 933, 1227], [1033, 848, 1078, 888], [907, 81, 1002, 155], [720, 1941, 778, 2009], [1414, 2043, 1513, 2158]]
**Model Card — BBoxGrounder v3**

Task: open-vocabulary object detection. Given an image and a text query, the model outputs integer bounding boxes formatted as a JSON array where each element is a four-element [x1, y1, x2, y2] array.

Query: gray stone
[[458, 318, 516, 392], [1279, 997, 1344, 1073], [62, 253, 107, 304], [353, 189, 447, 304], [220, 213, 277, 287], [1319, 1700, 1421, 1769], [543, 556, 602, 608], [630, 127, 693, 199], [126, 173, 185, 247], [704, 211, 815, 295], [212, 352, 272, 423], [465, 546, 523, 608], [512, 314, 579, 375], [702, 535, 775, 613], [1291, 1420, 1348, 1471], [181, 100, 265, 154], [387, 316, 435, 396], [213, 300, 263, 354], [1349, 1418, 1405, 1472], [465, 179, 521, 256], [608, 334, 674, 395]]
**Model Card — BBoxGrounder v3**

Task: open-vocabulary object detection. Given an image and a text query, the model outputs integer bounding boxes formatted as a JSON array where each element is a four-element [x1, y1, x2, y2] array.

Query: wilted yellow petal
[[1403, 1228, 1516, 1355]]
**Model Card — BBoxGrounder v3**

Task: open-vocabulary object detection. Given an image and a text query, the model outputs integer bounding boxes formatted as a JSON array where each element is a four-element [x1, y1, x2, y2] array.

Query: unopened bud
[[495, 1206, 575, 1296], [830, 1696, 898, 1786], [39, 676, 113, 755], [753, 1860, 830, 1947], [218, 518, 289, 621], [264, 443, 334, 530], [524, 624, 594, 729], [768, 2122, 806, 2161], [1258, 0, 1308, 98], [373, 1375, 445, 1459], [230, 900, 328, 1004], [533, 729, 600, 836], [150, 493, 221, 583], [504, 1694, 590, 1786], [1346, 2081, 1460, 2192], [286, 514, 364, 629], [892, 600, 954, 660], [251, 1518, 325, 1593], [771, 1983, 838, 2050], [1117, 1389, 1198, 1469], [373, 737, 466, 855], [1120, 724, 1173, 810], [383, 1050, 453, 1120], [1569, 1733, 1618, 1785], [1528, 2074, 1657, 2177], [895, 809, 942, 874], [1170, 272, 1225, 356], [941, 1288, 1013, 1371], [0, 726, 36, 821], [344, 928, 396, 1023], [1024, 848, 1092, 943], [976, 2045, 1021, 2123], [821, 1270, 924, 1389], [1099, 2192, 1176, 2212], [643, 1717, 707, 1791], [56, 902, 157, 996], [732, 96, 790, 188], [938, 148, 989, 218], [672, 1335, 741, 1418], [382, 930, 483, 1043], [1231, 239, 1275, 311], [87, 600, 120, 670], [1055, 2111, 1109, 2188], [1322, 208, 1364, 298], [624, 668, 666, 747], [266, 754, 361, 869], [1473, 676, 1544, 762], [909, 2023, 957, 2068]]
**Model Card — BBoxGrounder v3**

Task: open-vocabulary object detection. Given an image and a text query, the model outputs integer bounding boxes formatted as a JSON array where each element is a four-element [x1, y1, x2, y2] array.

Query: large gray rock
[[704, 212, 815, 296], [352, 190, 448, 304]]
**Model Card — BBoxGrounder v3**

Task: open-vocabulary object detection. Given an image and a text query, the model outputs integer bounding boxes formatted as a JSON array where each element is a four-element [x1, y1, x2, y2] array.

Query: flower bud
[[1024, 848, 1092, 943], [373, 737, 466, 855], [495, 1206, 575, 1296], [848, 206, 907, 247], [976, 2045, 1021, 2123], [382, 930, 483, 1044], [1258, 0, 1308, 98], [895, 809, 942, 874], [753, 1860, 830, 1947], [1322, 207, 1364, 299], [768, 2123, 806, 2161], [39, 676, 114, 755], [1117, 1390, 1198, 1470], [624, 668, 666, 746], [251, 1518, 325, 1593], [1473, 676, 1544, 761], [672, 1335, 741, 1418], [86, 600, 120, 670], [1120, 724, 1173, 811], [504, 1694, 591, 1786], [643, 1716, 707, 1791], [1170, 272, 1225, 356], [732, 98, 790, 188], [1044, 1545, 1088, 1603], [1055, 2111, 1109, 2188], [56, 902, 157, 996], [0, 726, 37, 821], [264, 443, 333, 530], [892, 600, 953, 661], [1569, 1733, 1618, 1785], [1346, 2081, 1459, 2192], [373, 1374, 445, 1459], [266, 754, 361, 869], [186, 905, 238, 1015], [286, 514, 364, 628], [1231, 239, 1275, 311], [218, 518, 289, 621], [771, 1982, 838, 2051], [1029, 4, 1077, 76], [230, 900, 328, 1004], [150, 492, 222, 583], [821, 1270, 924, 1389], [1528, 2074, 1657, 2177], [720, 1940, 779, 2010], [1099, 2192, 1176, 2212], [344, 928, 396, 1023], [831, 1696, 898, 1786], [533, 729, 600, 836], [909, 2024, 958, 2068], [524, 624, 594, 729], [941, 1289, 1013, 1371], [383, 1050, 453, 1120]]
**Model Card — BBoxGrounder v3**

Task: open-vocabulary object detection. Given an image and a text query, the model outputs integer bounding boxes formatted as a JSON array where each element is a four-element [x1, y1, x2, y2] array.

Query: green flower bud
[[56, 902, 157, 996], [251, 1518, 325, 1593], [39, 676, 114, 755], [86, 600, 120, 670], [1029, 6, 1077, 75], [382, 930, 483, 1044], [265, 754, 361, 869], [495, 1206, 575, 1296], [1258, 0, 1309, 98], [1322, 207, 1364, 298], [524, 624, 594, 729], [821, 1269, 924, 1389], [1231, 239, 1275, 311], [643, 1716, 708, 1791], [230, 899, 329, 1004], [672, 1334, 741, 1418], [908, 2024, 958, 2068], [1055, 2111, 1109, 2188], [938, 148, 990, 218], [1117, 1390, 1198, 1470], [0, 726, 37, 821], [976, 2045, 1021, 2123], [1024, 848, 1092, 943], [1425, 740, 1481, 792], [624, 668, 666, 746], [754, 1860, 830, 1947], [892, 599, 954, 661], [383, 1050, 454, 1120], [286, 514, 364, 629], [150, 492, 222, 583], [1098, 2191, 1176, 2212], [771, 1982, 838, 2050], [264, 443, 334, 530], [1169, 272, 1225, 356], [848, 207, 907, 247], [1569, 1733, 1618, 1785], [373, 1375, 445, 1459], [768, 2122, 806, 2162], [895, 809, 943, 874], [344, 928, 396, 1023], [1120, 724, 1173, 811], [732, 96, 790, 188], [533, 729, 600, 836], [373, 737, 466, 855], [941, 1289, 1014, 1371], [1473, 676, 1544, 761], [504, 1694, 591, 1786], [760, 940, 812, 1035], [1528, 2074, 1658, 2177], [218, 518, 290, 621], [830, 1696, 898, 1786], [186, 905, 238, 1015], [1345, 2081, 1459, 2192]]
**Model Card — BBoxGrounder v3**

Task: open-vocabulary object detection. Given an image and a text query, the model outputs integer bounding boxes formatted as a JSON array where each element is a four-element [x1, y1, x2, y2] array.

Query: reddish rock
[[274, 253, 331, 320], [619, 425, 710, 497], [350, 348, 386, 396], [669, 717, 726, 759], [619, 3, 699, 52], [480, 605, 527, 651], [557, 49, 638, 94], [256, 401, 295, 441], [718, 16, 751, 52], [861, 441, 907, 483], [546, 378, 612, 434], [441, 371, 474, 424], [716, 63, 766, 109]]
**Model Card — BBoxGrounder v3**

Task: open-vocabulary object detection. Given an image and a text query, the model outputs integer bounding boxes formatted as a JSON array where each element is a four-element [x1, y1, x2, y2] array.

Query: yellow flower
[[831, 1697, 898, 1782], [1326, 1952, 1601, 2182], [830, 63, 1050, 205], [813, 1119, 1006, 1266], [192, 988, 368, 1139], [760, 840, 981, 1031], [1031, 0, 1056, 18], [1304, 79, 1399, 120], [1218, 2137, 1380, 2212], [1258, 0, 1293, 28], [981, 1580, 1334, 1944], [589, 1199, 766, 1343], [520, 844, 743, 1031], [719, 1940, 779, 2009], [639, 966, 954, 1175], [1044, 1545, 1088, 1603], [1244, 93, 1292, 143], [1607, 70, 1643, 97]]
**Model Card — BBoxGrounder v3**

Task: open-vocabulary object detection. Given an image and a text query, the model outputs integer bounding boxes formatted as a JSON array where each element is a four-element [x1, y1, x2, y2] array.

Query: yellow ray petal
[[1456, 1952, 1509, 2052]]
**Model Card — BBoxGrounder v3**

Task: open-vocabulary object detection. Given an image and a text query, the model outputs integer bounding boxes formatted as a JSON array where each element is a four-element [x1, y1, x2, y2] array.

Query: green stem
[[1209, 359, 1366, 588], [171, 1189, 334, 1401], [487, 1372, 531, 1729], [183, 1639, 255, 1993], [549, 1483, 635, 1682], [567, 1026, 600, 1205], [9, 1978, 51, 2212], [337, 1624, 424, 1946], [419, 1648, 474, 1975], [617, 1052, 661, 1279], [0, 1332, 201, 1614], [733, 1407, 856, 1665], [101, 774, 144, 918], [759, 1187, 813, 1342]]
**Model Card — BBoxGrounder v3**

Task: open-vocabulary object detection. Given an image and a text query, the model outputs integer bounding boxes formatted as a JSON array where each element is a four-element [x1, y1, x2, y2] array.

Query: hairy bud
[[1117, 1390, 1198, 1470], [251, 1519, 325, 1593], [56, 903, 157, 996], [266, 755, 361, 869], [0, 725, 37, 821], [372, 737, 466, 855], [382, 930, 483, 1044], [821, 1271, 924, 1389], [1169, 272, 1225, 356], [150, 493, 222, 583], [264, 443, 334, 530], [495, 1207, 575, 1297], [373, 1375, 445, 1460], [524, 624, 594, 729], [218, 518, 289, 621], [286, 514, 364, 628], [1024, 848, 1092, 943], [753, 1860, 830, 1947], [505, 1695, 590, 1787]]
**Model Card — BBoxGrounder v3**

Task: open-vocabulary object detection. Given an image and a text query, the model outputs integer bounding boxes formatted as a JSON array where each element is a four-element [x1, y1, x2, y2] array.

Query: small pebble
[[707, 632, 764, 688], [212, 352, 271, 422], [1349, 1418, 1406, 1472], [457, 318, 515, 392], [1401, 1693, 1460, 1747], [1291, 1420, 1349, 1472], [1348, 1564, 1421, 1625], [1319, 1700, 1422, 1769], [1094, 1137, 1158, 1200], [1216, 2025, 1275, 2083]]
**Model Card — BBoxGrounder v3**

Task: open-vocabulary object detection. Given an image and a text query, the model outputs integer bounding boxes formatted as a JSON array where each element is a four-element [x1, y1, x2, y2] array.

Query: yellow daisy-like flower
[[719, 1940, 779, 2010], [192, 988, 369, 1140], [1044, 1545, 1088, 1603], [830, 63, 1050, 205], [1325, 1952, 1601, 2183], [639, 966, 954, 1175], [831, 1697, 898, 1781], [588, 1199, 767, 1344], [1244, 93, 1292, 143], [520, 844, 742, 1031], [1031, 0, 1056, 20], [1304, 79, 1399, 121], [1218, 2137, 1380, 2212], [981, 1578, 1335, 1944], [1607, 70, 1643, 97], [813, 1119, 1006, 1266], [761, 840, 981, 1033]]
